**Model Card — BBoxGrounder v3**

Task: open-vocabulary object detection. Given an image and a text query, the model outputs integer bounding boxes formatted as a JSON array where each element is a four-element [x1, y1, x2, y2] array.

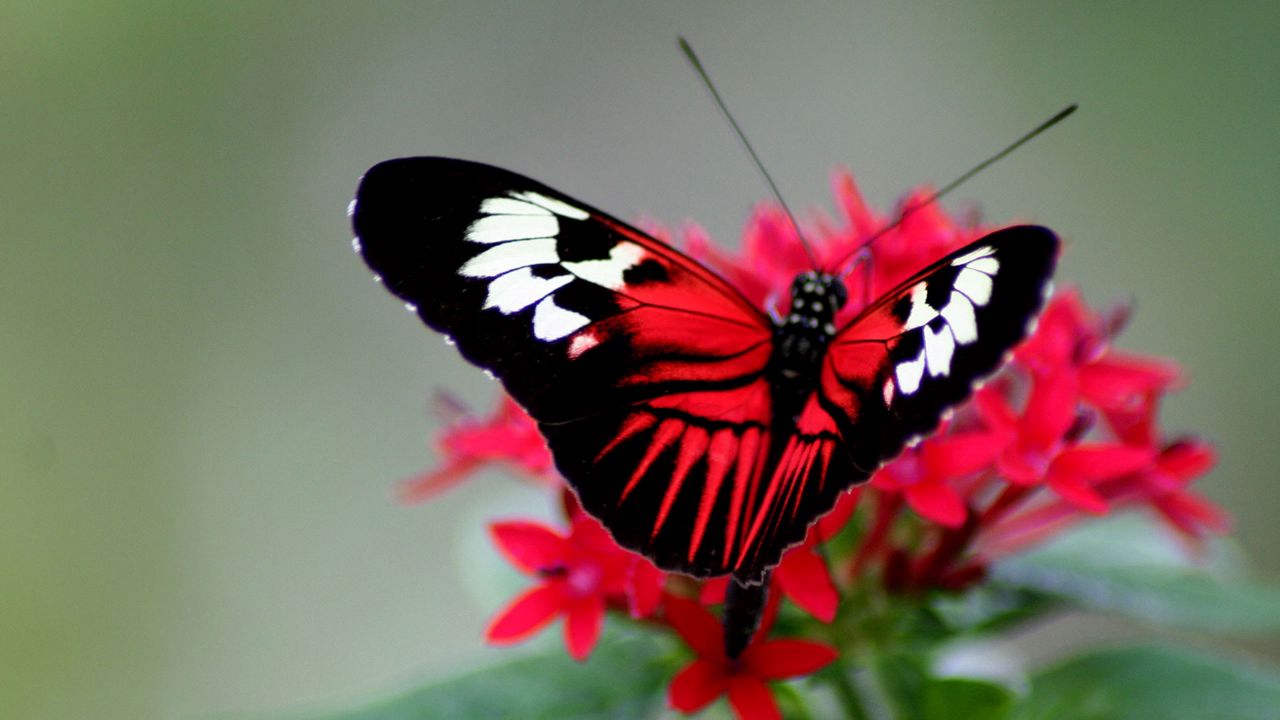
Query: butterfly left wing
[[353, 158, 780, 578], [352, 157, 773, 425], [819, 225, 1059, 475]]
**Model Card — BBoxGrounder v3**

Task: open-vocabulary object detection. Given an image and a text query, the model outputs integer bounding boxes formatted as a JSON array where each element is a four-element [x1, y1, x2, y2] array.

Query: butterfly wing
[[821, 226, 1059, 474], [352, 157, 778, 575], [725, 228, 1058, 579]]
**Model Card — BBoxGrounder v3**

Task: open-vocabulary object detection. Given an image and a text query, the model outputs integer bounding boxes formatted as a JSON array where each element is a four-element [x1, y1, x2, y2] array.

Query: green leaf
[[871, 651, 1015, 720], [993, 516, 1280, 633], [929, 585, 1059, 635], [871, 650, 929, 720], [1012, 645, 1280, 720], [308, 633, 672, 720], [922, 678, 1014, 720]]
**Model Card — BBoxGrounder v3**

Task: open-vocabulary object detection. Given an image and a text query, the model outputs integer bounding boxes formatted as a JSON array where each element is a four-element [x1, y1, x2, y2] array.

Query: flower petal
[[743, 639, 839, 679], [669, 659, 728, 713], [727, 676, 782, 720], [925, 431, 1001, 478], [905, 480, 968, 527], [1054, 445, 1154, 482], [398, 457, 484, 503], [1045, 467, 1109, 514], [699, 577, 729, 606], [625, 558, 665, 619], [489, 520, 567, 574], [484, 584, 560, 643], [664, 594, 724, 659], [1080, 353, 1180, 408], [1022, 372, 1079, 450], [775, 547, 838, 622], [563, 595, 605, 661], [1153, 491, 1232, 537], [1158, 440, 1216, 483]]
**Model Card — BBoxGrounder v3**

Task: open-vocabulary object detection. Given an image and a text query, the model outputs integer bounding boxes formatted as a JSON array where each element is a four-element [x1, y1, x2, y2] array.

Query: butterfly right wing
[[820, 226, 1060, 474]]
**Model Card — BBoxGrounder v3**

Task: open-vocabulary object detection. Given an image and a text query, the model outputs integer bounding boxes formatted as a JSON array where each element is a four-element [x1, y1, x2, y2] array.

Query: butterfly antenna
[[836, 103, 1078, 278], [679, 37, 820, 269]]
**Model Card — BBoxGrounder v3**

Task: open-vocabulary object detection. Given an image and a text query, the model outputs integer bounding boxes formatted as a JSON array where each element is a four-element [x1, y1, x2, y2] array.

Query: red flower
[[977, 377, 1153, 513], [665, 596, 837, 720], [1017, 290, 1180, 445], [485, 515, 634, 660], [872, 429, 1000, 527], [400, 395, 553, 502], [1095, 438, 1229, 540]]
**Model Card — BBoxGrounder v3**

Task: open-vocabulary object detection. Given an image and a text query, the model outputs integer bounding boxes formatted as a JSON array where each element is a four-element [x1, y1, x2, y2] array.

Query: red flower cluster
[[404, 169, 1222, 719]]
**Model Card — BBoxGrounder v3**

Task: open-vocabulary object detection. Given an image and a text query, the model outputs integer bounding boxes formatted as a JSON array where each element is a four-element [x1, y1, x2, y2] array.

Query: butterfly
[[351, 157, 1057, 651]]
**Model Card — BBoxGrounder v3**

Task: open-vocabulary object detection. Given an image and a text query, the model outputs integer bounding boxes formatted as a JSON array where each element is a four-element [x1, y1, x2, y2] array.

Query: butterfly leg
[[723, 570, 772, 659]]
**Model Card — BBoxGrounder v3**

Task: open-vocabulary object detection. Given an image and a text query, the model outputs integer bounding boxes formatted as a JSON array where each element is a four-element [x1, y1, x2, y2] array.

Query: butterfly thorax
[[769, 271, 848, 414]]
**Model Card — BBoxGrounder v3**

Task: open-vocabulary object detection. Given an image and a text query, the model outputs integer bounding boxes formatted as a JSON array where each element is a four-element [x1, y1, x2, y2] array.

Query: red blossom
[[400, 395, 553, 502], [872, 429, 1000, 527], [977, 378, 1153, 513], [485, 515, 643, 660], [1017, 290, 1181, 445], [665, 595, 837, 720]]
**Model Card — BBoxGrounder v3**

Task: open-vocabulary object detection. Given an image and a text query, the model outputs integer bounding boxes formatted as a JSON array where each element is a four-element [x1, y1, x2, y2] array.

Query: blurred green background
[[2, 3, 1277, 718]]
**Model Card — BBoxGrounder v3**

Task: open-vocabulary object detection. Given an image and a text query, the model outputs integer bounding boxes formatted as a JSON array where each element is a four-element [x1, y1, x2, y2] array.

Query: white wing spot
[[350, 236, 362, 254], [882, 378, 895, 406], [532, 295, 590, 341], [562, 242, 646, 290], [940, 291, 978, 344], [967, 256, 1000, 275], [404, 301, 418, 313], [346, 198, 357, 217], [483, 267, 573, 314], [923, 323, 955, 377], [460, 238, 558, 278], [479, 196, 551, 216], [904, 282, 938, 330], [466, 213, 559, 244], [896, 348, 926, 395], [513, 191, 589, 220], [955, 267, 993, 305], [951, 245, 995, 266], [568, 331, 600, 358]]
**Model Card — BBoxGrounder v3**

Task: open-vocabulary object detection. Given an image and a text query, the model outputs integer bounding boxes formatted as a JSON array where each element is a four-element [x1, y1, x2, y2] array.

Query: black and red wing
[[353, 158, 773, 423], [820, 226, 1059, 475], [352, 158, 778, 576]]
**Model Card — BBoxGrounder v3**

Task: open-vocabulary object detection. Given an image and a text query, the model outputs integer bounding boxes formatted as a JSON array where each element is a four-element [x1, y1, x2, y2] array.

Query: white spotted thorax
[[458, 190, 646, 343], [771, 271, 848, 397]]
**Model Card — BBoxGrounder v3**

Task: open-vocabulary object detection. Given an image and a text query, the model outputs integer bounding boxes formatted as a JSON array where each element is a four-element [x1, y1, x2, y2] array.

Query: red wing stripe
[[620, 417, 682, 501], [739, 436, 799, 560], [652, 427, 710, 539], [724, 426, 763, 563], [816, 441, 834, 492], [596, 412, 657, 462], [688, 428, 738, 563]]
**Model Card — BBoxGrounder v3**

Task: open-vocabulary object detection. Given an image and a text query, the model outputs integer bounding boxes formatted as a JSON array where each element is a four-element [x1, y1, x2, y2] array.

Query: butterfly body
[[772, 271, 847, 397], [353, 157, 1057, 590]]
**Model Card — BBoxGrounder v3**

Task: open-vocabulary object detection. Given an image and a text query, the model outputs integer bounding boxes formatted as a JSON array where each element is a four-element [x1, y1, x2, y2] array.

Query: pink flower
[[977, 378, 1153, 513], [872, 429, 1000, 527], [665, 595, 837, 720], [400, 395, 553, 502], [485, 515, 642, 660], [1104, 438, 1230, 540]]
